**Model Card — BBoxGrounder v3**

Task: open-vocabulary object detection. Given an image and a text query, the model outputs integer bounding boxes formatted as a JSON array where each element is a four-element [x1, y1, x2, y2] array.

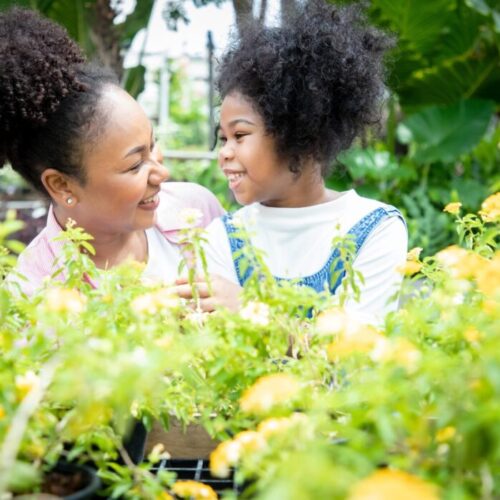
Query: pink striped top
[[9, 182, 225, 295]]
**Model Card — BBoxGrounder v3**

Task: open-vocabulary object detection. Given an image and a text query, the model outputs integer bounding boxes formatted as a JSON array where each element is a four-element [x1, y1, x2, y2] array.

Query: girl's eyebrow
[[228, 118, 255, 127]]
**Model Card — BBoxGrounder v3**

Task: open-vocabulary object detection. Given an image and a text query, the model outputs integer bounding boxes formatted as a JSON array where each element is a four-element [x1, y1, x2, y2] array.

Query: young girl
[[202, 1, 408, 324]]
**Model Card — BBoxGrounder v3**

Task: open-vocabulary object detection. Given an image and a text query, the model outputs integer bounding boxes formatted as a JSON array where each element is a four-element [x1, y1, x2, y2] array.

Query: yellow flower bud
[[443, 202, 462, 215]]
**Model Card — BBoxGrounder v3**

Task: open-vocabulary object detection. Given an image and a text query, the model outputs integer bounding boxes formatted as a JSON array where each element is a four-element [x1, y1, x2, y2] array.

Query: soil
[[41, 469, 87, 497]]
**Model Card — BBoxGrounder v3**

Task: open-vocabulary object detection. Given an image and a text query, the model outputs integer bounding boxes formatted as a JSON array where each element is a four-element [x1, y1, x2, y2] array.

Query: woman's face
[[70, 86, 169, 238]]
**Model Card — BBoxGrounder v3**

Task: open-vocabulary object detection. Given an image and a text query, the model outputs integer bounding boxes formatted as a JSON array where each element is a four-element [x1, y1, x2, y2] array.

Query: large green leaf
[[397, 99, 495, 164], [398, 51, 500, 108], [44, 0, 94, 55], [370, 0, 454, 56], [119, 0, 154, 50], [122, 64, 146, 99]]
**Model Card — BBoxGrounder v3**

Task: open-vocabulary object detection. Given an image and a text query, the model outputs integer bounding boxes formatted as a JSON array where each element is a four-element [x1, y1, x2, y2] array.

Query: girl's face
[[218, 92, 308, 207], [69, 86, 169, 238]]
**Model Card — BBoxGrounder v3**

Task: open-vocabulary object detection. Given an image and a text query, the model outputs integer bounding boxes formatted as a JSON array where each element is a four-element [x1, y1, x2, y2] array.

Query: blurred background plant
[[1, 0, 498, 254]]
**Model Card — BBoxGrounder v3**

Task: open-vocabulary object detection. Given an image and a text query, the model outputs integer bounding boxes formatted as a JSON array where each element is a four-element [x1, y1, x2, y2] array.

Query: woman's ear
[[40, 169, 79, 208]]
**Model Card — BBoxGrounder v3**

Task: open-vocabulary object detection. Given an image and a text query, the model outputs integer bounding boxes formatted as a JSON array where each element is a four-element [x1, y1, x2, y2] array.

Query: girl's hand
[[174, 274, 242, 313]]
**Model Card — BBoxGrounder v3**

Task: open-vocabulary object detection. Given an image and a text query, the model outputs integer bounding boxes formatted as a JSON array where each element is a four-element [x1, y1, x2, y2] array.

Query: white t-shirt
[[203, 190, 408, 324], [142, 226, 182, 285]]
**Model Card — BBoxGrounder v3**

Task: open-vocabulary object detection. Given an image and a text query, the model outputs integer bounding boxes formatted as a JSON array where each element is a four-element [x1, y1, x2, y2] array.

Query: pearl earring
[[67, 197, 73, 205]]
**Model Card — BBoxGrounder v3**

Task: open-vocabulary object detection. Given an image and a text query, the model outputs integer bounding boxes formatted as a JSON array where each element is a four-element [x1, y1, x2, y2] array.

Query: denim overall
[[221, 206, 405, 295]]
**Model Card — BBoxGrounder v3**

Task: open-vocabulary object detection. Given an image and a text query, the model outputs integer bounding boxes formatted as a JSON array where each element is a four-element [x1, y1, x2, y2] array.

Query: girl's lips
[[138, 194, 160, 211], [226, 172, 246, 191]]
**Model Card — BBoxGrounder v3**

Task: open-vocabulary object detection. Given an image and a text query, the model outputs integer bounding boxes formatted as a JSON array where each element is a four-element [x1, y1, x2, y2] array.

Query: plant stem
[[0, 359, 58, 495]]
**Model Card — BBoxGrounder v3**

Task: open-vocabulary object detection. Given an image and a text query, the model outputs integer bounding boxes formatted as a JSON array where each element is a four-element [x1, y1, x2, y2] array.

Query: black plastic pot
[[151, 458, 239, 495], [42, 461, 101, 500]]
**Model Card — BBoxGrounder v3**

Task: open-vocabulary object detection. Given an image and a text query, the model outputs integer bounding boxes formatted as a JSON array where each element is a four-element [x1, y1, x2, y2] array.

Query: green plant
[[0, 191, 498, 498]]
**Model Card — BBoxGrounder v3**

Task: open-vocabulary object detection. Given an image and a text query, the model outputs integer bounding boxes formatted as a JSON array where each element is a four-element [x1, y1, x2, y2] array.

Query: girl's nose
[[219, 143, 234, 163]]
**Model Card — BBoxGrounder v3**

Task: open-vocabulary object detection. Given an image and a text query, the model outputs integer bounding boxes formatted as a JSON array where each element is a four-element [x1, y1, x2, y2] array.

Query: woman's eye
[[128, 162, 142, 172]]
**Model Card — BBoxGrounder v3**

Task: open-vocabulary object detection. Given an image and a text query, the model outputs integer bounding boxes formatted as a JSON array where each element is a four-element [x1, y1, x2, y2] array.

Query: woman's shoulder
[[156, 182, 225, 235], [6, 227, 60, 295]]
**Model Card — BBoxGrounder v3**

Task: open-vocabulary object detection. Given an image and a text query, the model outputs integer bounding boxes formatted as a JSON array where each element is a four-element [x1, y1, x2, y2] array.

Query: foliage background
[[0, 0, 499, 254]]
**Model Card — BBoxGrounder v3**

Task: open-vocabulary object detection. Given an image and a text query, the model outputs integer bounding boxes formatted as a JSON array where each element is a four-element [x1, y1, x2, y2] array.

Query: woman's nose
[[149, 160, 169, 185]]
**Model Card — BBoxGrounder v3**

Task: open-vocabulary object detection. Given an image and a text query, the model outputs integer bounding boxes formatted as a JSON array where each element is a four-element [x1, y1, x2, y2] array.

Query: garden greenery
[[0, 192, 498, 498]]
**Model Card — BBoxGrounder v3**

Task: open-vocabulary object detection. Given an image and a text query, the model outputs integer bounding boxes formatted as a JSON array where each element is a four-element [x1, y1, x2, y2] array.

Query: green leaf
[[119, 0, 155, 49], [7, 461, 41, 493], [398, 52, 500, 108], [398, 99, 495, 163], [122, 64, 146, 98], [370, 0, 454, 55]]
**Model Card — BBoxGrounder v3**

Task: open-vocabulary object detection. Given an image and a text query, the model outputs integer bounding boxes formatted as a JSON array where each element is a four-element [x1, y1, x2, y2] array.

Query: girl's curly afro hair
[[0, 7, 116, 193], [217, 1, 394, 175]]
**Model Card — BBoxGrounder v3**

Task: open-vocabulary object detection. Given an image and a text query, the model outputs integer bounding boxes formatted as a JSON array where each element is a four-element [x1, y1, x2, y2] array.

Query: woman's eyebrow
[[124, 144, 147, 158], [124, 125, 154, 158]]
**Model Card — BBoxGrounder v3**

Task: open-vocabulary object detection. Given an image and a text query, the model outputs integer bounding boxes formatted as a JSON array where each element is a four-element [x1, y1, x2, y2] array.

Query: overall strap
[[222, 206, 405, 291], [221, 213, 254, 286]]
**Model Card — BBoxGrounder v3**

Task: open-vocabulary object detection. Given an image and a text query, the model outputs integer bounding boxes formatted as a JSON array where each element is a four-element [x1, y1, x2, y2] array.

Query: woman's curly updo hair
[[0, 7, 117, 193], [216, 1, 394, 175]]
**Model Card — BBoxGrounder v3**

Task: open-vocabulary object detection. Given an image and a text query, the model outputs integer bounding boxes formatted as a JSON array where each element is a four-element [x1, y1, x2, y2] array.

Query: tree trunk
[[232, 0, 254, 32], [280, 0, 299, 23], [88, 0, 123, 80]]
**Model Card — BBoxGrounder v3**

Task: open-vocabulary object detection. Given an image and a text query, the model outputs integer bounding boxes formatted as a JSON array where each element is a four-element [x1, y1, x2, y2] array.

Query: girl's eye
[[235, 133, 246, 140], [218, 136, 227, 144]]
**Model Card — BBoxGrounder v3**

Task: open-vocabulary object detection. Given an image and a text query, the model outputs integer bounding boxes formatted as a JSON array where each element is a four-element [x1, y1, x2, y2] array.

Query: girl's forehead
[[221, 92, 262, 123]]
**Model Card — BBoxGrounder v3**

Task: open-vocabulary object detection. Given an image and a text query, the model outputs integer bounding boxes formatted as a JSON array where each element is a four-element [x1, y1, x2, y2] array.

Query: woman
[[0, 7, 224, 295]]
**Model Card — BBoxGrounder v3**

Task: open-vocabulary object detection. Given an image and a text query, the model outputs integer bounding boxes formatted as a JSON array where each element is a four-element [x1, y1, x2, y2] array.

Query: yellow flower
[[348, 469, 439, 500], [240, 301, 270, 326], [464, 326, 481, 343], [479, 192, 500, 222], [15, 371, 41, 401], [397, 261, 423, 276], [0, 405, 5, 420], [171, 480, 217, 500], [256, 413, 308, 439], [157, 493, 174, 500], [257, 416, 294, 439], [407, 247, 423, 261], [327, 325, 384, 360], [45, 288, 87, 313], [131, 288, 180, 314], [147, 443, 171, 463], [239, 373, 301, 414], [370, 338, 421, 371], [443, 202, 462, 215], [316, 307, 372, 337], [209, 440, 241, 478], [435, 245, 485, 279], [475, 253, 500, 297], [234, 430, 266, 454], [436, 426, 456, 443]]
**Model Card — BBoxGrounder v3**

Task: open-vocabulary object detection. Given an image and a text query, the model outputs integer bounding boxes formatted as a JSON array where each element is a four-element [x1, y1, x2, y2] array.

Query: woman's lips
[[138, 193, 160, 210]]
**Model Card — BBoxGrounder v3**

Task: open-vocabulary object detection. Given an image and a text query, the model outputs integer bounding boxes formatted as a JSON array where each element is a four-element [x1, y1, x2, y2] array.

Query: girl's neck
[[53, 206, 148, 269], [262, 167, 336, 208]]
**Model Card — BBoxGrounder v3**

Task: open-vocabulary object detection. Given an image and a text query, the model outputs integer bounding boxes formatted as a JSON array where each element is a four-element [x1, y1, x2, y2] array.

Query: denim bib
[[221, 206, 404, 294]]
